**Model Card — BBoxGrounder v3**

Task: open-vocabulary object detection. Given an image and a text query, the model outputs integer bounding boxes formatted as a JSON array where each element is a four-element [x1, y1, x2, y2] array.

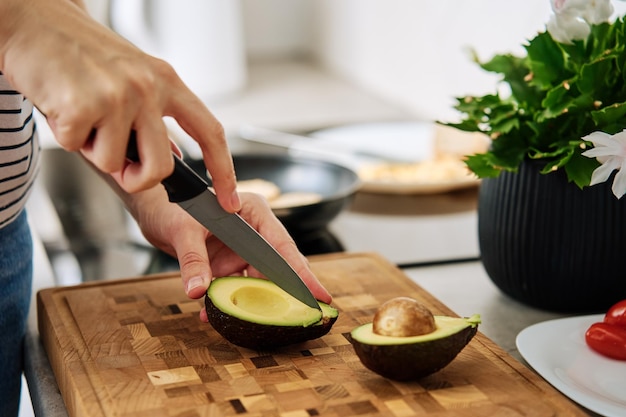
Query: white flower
[[551, 0, 614, 23], [547, 0, 615, 43], [547, 14, 591, 42], [582, 130, 626, 198]]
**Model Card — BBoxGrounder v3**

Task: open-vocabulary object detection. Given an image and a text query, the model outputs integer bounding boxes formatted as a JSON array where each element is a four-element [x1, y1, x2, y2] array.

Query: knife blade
[[126, 135, 321, 311]]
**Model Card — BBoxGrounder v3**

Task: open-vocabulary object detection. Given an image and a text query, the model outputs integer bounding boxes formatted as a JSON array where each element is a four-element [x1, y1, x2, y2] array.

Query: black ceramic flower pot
[[478, 160, 626, 313]]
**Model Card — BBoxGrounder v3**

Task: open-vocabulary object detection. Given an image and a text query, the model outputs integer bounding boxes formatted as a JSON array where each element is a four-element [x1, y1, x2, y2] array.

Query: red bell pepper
[[604, 299, 626, 330], [585, 322, 626, 360], [585, 300, 626, 360]]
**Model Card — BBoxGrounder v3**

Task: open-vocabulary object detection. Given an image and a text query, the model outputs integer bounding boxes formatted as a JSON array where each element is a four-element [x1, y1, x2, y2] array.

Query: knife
[[125, 134, 321, 311]]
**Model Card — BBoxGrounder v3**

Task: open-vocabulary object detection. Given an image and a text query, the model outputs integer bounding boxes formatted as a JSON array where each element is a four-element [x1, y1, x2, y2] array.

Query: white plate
[[305, 122, 481, 195], [516, 315, 626, 417], [309, 121, 435, 163], [355, 169, 480, 195]]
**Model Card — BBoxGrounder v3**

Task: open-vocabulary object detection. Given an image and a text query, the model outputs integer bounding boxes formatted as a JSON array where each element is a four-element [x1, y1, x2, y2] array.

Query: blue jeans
[[0, 210, 33, 417]]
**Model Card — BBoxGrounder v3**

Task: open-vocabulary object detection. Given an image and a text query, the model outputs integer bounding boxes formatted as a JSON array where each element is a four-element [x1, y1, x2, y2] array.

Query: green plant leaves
[[592, 101, 626, 129], [565, 151, 599, 188], [441, 17, 626, 188], [526, 32, 569, 89], [464, 154, 502, 178]]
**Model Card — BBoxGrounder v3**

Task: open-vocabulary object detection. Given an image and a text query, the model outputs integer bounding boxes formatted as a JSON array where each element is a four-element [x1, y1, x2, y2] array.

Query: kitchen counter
[[23, 182, 590, 415], [23, 255, 594, 416], [329, 188, 480, 267], [404, 262, 575, 362], [23, 60, 598, 416]]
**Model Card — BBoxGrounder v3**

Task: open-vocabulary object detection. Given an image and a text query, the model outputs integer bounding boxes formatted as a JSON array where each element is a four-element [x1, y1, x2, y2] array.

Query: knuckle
[[146, 158, 175, 183], [52, 121, 90, 151], [53, 127, 82, 151], [87, 153, 110, 171], [127, 57, 177, 98], [208, 121, 226, 140], [152, 57, 178, 80], [221, 167, 237, 186], [242, 192, 268, 207], [178, 250, 208, 270], [198, 121, 227, 150], [93, 155, 122, 174]]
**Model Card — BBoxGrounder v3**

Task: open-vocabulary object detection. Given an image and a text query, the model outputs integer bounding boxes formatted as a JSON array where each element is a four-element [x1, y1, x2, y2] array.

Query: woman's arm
[[0, 0, 239, 211]]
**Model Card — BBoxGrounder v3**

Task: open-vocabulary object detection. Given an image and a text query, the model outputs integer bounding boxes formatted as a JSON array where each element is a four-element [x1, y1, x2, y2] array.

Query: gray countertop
[[23, 60, 599, 416], [403, 261, 575, 363], [23, 257, 594, 417], [23, 186, 594, 416]]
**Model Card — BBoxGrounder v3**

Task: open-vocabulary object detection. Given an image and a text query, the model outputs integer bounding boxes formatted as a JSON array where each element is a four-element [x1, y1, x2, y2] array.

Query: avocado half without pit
[[350, 297, 480, 381], [205, 276, 338, 350]]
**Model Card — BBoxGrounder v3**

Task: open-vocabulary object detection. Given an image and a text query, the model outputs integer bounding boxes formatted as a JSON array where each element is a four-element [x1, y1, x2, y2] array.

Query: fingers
[[246, 241, 333, 304], [43, 73, 176, 192], [136, 190, 332, 324], [173, 214, 248, 299], [73, 118, 174, 194], [238, 193, 333, 303], [4, 0, 239, 199], [52, 62, 176, 193], [168, 94, 240, 213], [114, 117, 175, 193], [5, 2, 183, 193], [198, 308, 209, 323], [175, 222, 248, 323], [279, 244, 333, 304], [175, 228, 213, 300]]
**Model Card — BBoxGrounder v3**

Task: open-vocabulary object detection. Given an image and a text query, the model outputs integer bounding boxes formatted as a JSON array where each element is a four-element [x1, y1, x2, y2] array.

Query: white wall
[[311, 0, 553, 122], [239, 0, 555, 121], [242, 0, 315, 60], [90, 0, 626, 123]]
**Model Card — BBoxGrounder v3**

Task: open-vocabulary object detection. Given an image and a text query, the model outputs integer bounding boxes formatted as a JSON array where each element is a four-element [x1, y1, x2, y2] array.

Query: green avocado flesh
[[350, 315, 480, 381], [205, 276, 338, 350]]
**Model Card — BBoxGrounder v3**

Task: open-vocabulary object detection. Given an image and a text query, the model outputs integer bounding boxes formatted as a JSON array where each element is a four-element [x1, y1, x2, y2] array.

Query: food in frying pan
[[235, 179, 282, 201], [350, 297, 480, 380], [205, 276, 338, 350], [268, 192, 323, 209], [236, 179, 323, 209]]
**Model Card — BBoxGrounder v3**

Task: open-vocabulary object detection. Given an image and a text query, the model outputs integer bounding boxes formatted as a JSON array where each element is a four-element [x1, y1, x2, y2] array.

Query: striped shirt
[[0, 72, 40, 228]]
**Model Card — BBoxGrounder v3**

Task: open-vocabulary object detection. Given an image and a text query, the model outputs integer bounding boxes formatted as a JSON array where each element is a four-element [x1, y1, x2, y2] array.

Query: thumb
[[176, 236, 213, 300], [176, 239, 213, 323], [179, 248, 212, 324]]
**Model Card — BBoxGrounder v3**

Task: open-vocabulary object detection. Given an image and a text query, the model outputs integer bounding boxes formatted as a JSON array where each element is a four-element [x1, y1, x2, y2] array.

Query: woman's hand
[[123, 186, 332, 321], [0, 0, 239, 212]]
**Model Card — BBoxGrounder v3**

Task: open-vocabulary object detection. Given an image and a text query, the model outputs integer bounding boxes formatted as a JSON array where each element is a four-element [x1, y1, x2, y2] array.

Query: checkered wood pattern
[[38, 252, 587, 416]]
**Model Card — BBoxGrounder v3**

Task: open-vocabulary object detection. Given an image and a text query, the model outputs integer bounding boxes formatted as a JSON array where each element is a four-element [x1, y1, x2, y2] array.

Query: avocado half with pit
[[205, 276, 338, 350], [350, 297, 480, 381]]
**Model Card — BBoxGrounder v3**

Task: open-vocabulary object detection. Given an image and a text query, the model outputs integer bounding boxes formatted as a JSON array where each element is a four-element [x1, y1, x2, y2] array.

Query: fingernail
[[186, 275, 209, 295]]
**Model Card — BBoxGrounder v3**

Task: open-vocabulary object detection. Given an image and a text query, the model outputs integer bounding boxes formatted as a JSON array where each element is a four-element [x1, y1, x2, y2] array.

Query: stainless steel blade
[[178, 189, 321, 311]]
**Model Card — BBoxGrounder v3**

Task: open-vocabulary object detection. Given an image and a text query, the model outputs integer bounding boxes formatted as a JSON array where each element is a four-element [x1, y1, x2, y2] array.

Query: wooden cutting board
[[38, 252, 587, 417]]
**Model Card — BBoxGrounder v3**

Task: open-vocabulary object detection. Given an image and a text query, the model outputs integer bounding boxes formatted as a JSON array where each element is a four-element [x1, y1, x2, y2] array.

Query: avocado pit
[[372, 296, 435, 337]]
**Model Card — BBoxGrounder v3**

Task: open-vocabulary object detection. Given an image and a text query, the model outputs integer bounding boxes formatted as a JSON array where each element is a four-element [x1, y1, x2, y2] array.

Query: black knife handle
[[125, 131, 209, 203]]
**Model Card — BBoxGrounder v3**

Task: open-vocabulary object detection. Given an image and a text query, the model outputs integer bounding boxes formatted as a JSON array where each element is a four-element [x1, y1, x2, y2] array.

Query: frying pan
[[188, 153, 361, 233]]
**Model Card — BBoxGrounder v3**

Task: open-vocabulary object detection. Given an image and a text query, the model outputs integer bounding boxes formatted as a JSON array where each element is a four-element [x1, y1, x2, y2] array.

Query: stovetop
[[37, 147, 480, 285]]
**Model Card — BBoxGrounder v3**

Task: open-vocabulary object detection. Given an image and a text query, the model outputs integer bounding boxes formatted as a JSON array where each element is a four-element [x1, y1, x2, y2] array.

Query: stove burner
[[144, 228, 344, 275], [290, 228, 344, 256]]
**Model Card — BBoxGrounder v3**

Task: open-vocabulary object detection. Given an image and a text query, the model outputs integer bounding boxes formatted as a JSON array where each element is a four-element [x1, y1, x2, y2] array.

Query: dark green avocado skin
[[205, 295, 337, 350], [350, 325, 478, 381]]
